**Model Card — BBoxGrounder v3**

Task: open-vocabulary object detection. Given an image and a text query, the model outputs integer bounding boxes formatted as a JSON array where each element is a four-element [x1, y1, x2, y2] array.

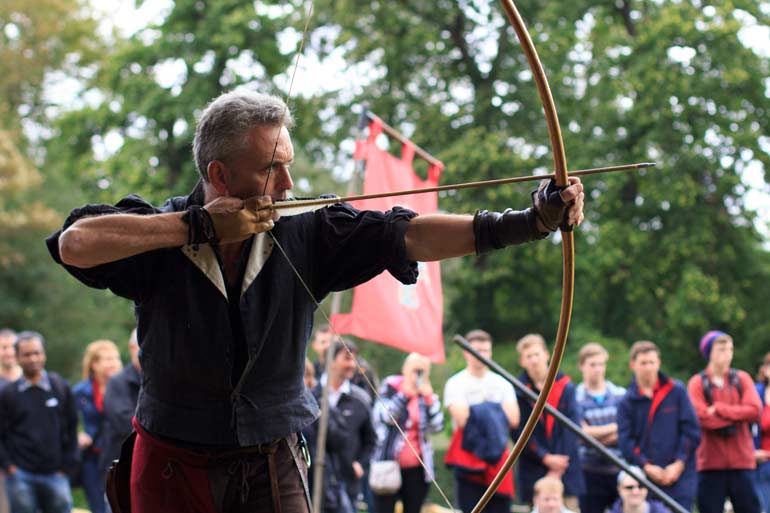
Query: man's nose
[[276, 166, 294, 190]]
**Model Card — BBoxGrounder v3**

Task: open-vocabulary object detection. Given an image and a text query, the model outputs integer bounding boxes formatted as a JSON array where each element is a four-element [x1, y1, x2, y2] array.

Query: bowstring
[[266, 2, 456, 508], [268, 231, 456, 510], [262, 1, 315, 197]]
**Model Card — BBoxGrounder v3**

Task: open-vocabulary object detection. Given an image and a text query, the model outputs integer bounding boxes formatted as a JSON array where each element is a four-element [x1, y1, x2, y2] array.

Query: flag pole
[[312, 103, 371, 513]]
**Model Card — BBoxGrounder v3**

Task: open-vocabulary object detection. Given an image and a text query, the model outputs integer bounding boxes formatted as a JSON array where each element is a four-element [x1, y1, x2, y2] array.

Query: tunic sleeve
[[45, 194, 166, 302], [311, 202, 419, 298]]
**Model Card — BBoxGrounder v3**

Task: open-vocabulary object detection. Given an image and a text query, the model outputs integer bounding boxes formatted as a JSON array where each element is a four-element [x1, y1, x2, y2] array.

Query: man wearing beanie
[[687, 330, 762, 513]]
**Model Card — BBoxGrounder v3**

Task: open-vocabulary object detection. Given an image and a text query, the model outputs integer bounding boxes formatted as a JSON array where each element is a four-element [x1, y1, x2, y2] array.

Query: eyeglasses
[[621, 484, 645, 491]]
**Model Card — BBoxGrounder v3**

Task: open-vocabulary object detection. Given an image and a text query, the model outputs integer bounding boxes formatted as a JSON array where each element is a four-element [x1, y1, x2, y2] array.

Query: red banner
[[331, 119, 446, 362]]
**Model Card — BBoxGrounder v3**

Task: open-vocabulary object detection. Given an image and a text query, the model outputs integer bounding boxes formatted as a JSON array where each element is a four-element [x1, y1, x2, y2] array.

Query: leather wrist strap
[[181, 205, 217, 247], [473, 207, 547, 255]]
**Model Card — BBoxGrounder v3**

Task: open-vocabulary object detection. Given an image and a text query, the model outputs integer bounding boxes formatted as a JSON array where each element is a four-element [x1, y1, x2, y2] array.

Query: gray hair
[[14, 330, 44, 353], [617, 465, 645, 486], [192, 91, 294, 181]]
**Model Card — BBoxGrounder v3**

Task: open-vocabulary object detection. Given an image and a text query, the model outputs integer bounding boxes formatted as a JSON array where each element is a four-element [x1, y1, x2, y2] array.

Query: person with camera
[[687, 330, 762, 513], [370, 352, 443, 513]]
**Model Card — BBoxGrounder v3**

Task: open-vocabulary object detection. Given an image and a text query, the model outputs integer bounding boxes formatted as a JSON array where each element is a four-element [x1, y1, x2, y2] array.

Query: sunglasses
[[621, 484, 645, 491]]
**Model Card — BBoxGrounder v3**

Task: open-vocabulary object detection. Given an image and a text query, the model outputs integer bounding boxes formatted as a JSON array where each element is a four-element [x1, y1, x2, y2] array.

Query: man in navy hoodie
[[515, 333, 585, 511], [618, 341, 701, 511]]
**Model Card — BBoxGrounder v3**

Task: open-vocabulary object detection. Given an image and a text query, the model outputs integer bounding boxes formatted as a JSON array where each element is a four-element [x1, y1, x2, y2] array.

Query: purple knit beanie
[[699, 330, 728, 360]]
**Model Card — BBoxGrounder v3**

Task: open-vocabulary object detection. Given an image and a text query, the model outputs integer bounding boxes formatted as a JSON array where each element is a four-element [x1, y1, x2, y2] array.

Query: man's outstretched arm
[[404, 177, 585, 261]]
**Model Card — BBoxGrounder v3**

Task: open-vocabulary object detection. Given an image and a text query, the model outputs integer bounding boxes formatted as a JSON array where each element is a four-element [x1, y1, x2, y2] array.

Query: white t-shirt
[[443, 369, 516, 409]]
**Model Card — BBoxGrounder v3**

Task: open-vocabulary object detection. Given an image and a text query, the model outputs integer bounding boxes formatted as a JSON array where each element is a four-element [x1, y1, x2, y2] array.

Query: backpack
[[700, 369, 742, 405]]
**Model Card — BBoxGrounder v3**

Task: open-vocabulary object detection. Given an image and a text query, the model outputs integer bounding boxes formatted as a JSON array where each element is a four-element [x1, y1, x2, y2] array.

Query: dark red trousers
[[130, 419, 310, 513]]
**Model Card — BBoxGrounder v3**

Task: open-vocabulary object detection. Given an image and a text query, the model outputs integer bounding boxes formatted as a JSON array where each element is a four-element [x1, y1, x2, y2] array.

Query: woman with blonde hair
[[72, 339, 122, 513]]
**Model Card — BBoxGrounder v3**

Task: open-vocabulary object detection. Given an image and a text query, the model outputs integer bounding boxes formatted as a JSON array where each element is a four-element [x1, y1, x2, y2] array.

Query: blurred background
[[1, 0, 769, 399]]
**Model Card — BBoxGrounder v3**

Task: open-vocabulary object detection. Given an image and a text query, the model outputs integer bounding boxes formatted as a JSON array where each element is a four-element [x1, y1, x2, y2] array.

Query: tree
[[0, 0, 134, 377], [303, 0, 770, 375]]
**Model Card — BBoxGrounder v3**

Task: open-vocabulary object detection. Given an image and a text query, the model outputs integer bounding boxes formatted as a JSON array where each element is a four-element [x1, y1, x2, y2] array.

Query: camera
[[714, 424, 737, 437]]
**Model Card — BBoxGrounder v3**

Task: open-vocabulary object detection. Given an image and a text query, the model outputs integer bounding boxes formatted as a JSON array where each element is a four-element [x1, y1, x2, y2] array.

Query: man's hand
[[643, 463, 667, 485], [78, 431, 93, 450], [532, 177, 585, 232], [756, 450, 770, 464], [663, 460, 685, 485], [203, 196, 276, 244], [542, 453, 570, 473], [352, 461, 364, 479]]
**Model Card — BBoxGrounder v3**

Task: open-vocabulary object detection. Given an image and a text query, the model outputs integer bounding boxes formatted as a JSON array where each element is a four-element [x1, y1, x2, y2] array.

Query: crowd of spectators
[[0, 329, 140, 513], [0, 324, 766, 513]]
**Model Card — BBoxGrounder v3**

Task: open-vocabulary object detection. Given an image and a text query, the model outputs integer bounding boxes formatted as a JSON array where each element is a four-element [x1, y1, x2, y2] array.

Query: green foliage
[[4, 0, 770, 447]]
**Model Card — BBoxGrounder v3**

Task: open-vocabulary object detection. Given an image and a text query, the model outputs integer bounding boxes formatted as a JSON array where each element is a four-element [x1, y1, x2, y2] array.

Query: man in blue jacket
[[515, 333, 585, 511], [618, 341, 701, 511]]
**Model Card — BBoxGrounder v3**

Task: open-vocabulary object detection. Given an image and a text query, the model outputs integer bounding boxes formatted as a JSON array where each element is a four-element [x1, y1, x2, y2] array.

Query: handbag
[[368, 460, 402, 495]]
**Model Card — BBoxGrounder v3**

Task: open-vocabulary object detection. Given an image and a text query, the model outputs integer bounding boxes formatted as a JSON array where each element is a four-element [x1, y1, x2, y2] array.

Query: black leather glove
[[473, 208, 546, 255], [531, 179, 572, 232]]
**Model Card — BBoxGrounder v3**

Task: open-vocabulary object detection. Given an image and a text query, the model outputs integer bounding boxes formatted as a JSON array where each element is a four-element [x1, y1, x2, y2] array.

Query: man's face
[[0, 334, 17, 369], [463, 340, 492, 371], [311, 331, 332, 358], [520, 345, 549, 378], [579, 354, 607, 385], [630, 351, 660, 383], [709, 339, 734, 369], [534, 491, 563, 513], [220, 125, 295, 201], [16, 338, 46, 379], [618, 476, 647, 507], [330, 350, 357, 382]]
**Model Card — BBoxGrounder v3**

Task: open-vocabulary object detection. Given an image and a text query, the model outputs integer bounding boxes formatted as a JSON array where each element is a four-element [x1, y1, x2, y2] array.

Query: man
[[687, 330, 762, 513], [444, 329, 520, 513], [0, 332, 77, 513], [609, 467, 672, 513], [99, 329, 142, 480], [0, 329, 21, 386], [0, 329, 20, 513], [47, 90, 584, 512], [618, 341, 700, 511], [531, 476, 578, 513], [516, 334, 584, 511], [310, 324, 333, 379], [575, 342, 626, 513], [311, 340, 376, 510]]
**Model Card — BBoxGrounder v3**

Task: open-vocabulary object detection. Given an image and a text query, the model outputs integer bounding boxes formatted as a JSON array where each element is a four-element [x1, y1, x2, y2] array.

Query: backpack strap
[[700, 371, 713, 404]]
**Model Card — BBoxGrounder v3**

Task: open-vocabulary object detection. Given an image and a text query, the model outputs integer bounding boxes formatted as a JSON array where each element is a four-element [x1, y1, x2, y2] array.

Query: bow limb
[[471, 1, 575, 512]]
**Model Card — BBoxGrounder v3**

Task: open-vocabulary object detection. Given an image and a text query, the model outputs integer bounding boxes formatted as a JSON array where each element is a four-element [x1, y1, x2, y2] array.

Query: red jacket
[[687, 369, 761, 471]]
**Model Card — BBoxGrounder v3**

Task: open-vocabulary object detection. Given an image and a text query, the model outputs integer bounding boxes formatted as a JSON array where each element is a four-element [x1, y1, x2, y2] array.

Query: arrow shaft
[[271, 162, 655, 211]]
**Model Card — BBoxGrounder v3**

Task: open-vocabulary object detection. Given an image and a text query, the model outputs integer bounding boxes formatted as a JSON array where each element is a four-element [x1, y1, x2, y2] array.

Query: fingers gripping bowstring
[[268, 233, 455, 510], [265, 3, 456, 510], [262, 1, 315, 197]]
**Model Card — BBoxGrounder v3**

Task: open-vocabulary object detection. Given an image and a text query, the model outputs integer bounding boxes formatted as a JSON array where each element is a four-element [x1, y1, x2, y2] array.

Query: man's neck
[[637, 375, 657, 393], [329, 375, 345, 391], [708, 362, 730, 378], [624, 504, 645, 513], [584, 379, 606, 394], [23, 371, 43, 385], [0, 365, 21, 381], [528, 370, 547, 389], [467, 366, 487, 379]]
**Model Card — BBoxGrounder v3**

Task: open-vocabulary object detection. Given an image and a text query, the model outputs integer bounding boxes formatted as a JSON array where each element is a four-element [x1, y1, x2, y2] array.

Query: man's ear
[[207, 160, 229, 196]]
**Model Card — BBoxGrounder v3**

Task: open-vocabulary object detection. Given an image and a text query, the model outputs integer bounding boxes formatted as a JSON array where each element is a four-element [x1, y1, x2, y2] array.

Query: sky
[[81, 0, 769, 241]]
